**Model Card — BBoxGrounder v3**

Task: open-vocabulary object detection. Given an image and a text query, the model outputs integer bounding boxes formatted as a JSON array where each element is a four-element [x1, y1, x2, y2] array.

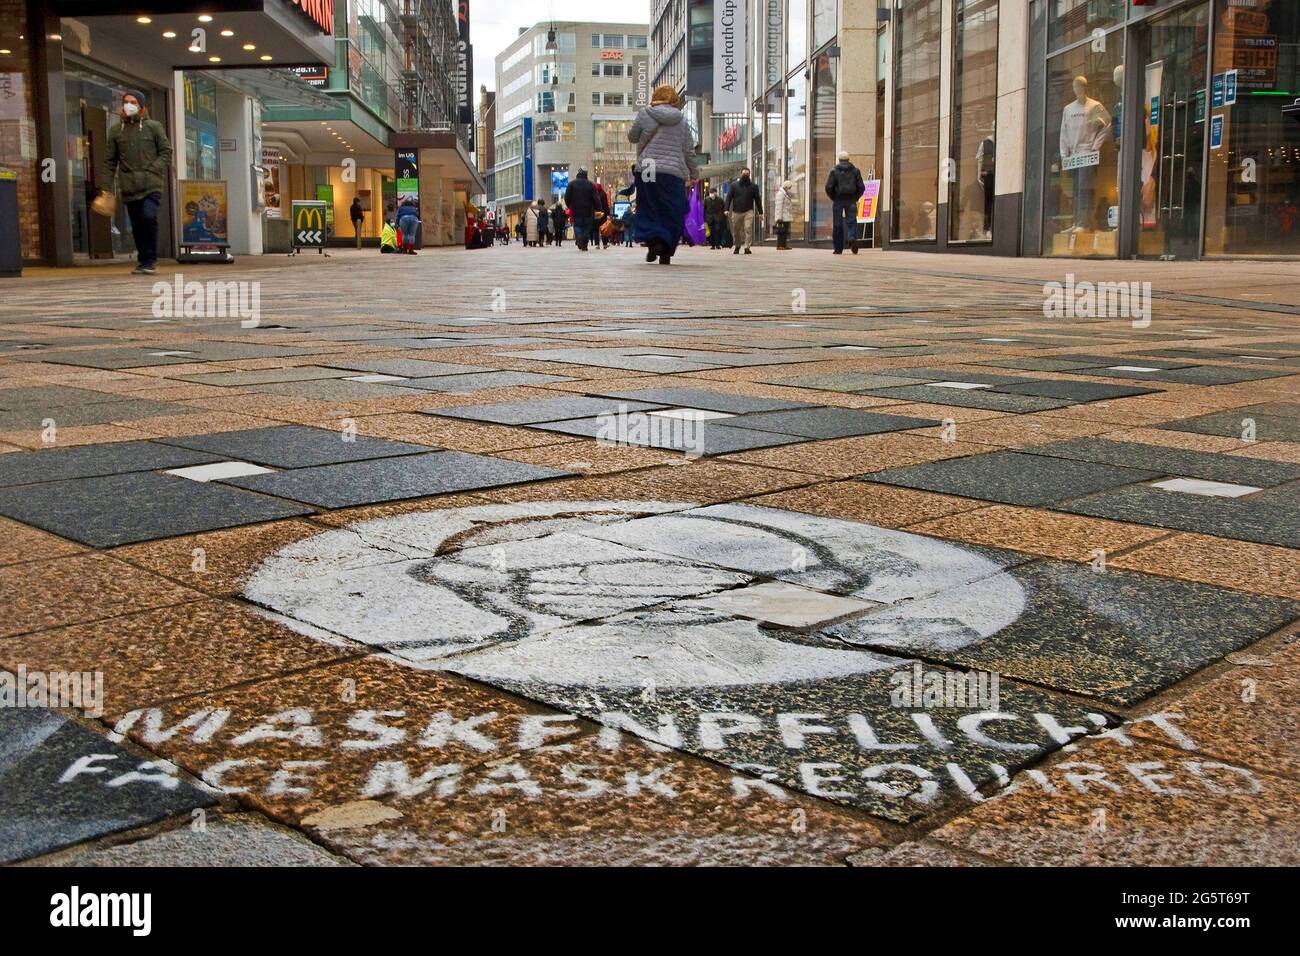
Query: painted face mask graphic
[[244, 501, 1027, 689]]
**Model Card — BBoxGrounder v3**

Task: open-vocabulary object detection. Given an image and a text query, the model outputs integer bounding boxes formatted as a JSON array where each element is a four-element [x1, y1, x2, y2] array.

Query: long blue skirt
[[633, 172, 687, 256]]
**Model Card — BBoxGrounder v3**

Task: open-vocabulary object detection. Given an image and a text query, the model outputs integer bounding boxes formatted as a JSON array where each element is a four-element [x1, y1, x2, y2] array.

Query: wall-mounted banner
[[765, 0, 784, 89], [631, 54, 650, 110], [522, 117, 535, 202], [713, 0, 747, 114]]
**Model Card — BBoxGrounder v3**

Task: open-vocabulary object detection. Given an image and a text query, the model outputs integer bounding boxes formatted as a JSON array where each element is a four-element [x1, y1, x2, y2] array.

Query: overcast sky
[[472, 0, 651, 94]]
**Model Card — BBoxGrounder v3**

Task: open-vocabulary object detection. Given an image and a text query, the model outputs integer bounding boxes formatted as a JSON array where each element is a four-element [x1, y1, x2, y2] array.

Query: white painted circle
[[243, 500, 1027, 688]]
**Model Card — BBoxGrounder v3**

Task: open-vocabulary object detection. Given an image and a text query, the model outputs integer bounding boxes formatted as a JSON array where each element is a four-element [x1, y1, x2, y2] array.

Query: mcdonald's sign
[[291, 200, 329, 247]]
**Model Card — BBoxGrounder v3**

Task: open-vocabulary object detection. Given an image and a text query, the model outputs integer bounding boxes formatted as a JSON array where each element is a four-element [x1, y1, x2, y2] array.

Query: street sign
[[291, 200, 328, 249]]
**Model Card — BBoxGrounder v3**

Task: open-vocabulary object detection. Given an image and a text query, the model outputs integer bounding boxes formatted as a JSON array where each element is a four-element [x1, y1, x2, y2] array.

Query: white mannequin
[[1060, 76, 1112, 159]]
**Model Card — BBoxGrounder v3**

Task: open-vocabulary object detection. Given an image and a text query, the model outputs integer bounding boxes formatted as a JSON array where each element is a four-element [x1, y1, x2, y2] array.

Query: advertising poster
[[315, 183, 335, 232], [179, 179, 229, 246], [395, 148, 419, 220], [856, 180, 881, 223]]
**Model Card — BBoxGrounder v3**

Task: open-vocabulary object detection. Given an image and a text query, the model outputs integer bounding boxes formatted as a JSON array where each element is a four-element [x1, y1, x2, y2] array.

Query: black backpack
[[832, 165, 861, 198]]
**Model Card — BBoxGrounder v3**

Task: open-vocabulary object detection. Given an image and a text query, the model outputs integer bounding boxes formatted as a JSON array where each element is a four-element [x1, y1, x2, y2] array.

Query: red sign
[[288, 0, 335, 34], [600, 50, 624, 60]]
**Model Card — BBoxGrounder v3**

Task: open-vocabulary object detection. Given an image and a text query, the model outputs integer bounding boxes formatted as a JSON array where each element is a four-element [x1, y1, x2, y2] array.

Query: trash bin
[[0, 169, 21, 278]]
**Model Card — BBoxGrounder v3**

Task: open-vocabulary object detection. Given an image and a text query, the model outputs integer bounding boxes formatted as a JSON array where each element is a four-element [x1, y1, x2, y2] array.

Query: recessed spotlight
[[48, 33, 62, 40], [0, 49, 10, 55], [162, 31, 177, 38], [208, 55, 221, 62], [220, 30, 234, 37], [136, 17, 152, 24], [198, 15, 213, 23], [259, 54, 272, 60], [243, 43, 256, 51], [188, 45, 201, 53]]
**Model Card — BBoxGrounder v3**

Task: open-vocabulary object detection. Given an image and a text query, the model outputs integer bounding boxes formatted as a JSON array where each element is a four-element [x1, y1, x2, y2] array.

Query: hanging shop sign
[[713, 0, 747, 114]]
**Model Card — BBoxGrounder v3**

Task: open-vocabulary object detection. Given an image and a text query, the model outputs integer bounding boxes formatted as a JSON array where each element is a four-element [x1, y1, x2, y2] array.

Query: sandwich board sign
[[291, 200, 329, 253]]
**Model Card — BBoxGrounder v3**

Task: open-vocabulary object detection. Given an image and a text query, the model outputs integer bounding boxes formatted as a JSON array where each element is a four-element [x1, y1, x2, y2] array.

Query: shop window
[[812, 0, 836, 51], [1204, 0, 1300, 256], [892, 0, 942, 241], [1049, 0, 1126, 55], [786, 73, 808, 235], [788, 0, 808, 73], [0, 1, 39, 259], [949, 0, 999, 243], [810, 51, 837, 240], [1041, 33, 1123, 256], [763, 87, 784, 231]]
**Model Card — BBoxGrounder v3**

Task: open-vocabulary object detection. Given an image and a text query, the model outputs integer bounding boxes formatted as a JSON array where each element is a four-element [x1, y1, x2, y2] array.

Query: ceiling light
[[198, 15, 213, 23], [136, 17, 152, 24], [0, 49, 10, 55], [260, 54, 273, 61], [162, 31, 177, 38], [243, 43, 256, 51], [208, 55, 221, 62], [220, 30, 234, 37]]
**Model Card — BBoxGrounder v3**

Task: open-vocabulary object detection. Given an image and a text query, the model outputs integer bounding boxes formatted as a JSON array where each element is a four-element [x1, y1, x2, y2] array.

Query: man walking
[[105, 90, 172, 275], [726, 168, 762, 254], [350, 197, 364, 248], [551, 201, 567, 247], [704, 187, 725, 249], [825, 151, 866, 255], [564, 167, 598, 251]]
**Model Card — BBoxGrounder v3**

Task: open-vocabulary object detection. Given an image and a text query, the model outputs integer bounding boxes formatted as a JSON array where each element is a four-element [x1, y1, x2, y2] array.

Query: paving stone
[[0, 471, 314, 547], [1058, 482, 1300, 549], [907, 505, 1168, 562], [762, 372, 935, 392], [0, 707, 215, 864], [1110, 533, 1300, 600], [0, 553, 203, 638], [993, 380, 1160, 402], [394, 371, 573, 392], [858, 385, 1074, 412], [175, 366, 356, 387], [0, 440, 226, 487], [159, 425, 436, 468], [0, 517, 85, 567], [0, 397, 190, 431], [589, 387, 814, 413], [869, 450, 1160, 506], [525, 414, 809, 455], [1161, 404, 1300, 443], [430, 396, 664, 425], [1100, 365, 1290, 386], [926, 732, 1300, 866], [746, 480, 983, 527], [726, 407, 938, 439], [38, 814, 354, 867], [684, 581, 876, 630], [250, 378, 427, 401], [0, 599, 356, 717], [325, 358, 497, 378], [824, 559, 1299, 706], [222, 451, 570, 508], [0, 385, 128, 409], [1023, 437, 1300, 487]]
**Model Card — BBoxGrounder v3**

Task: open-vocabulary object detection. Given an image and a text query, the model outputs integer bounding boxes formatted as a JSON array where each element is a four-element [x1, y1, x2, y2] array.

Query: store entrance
[[1133, 2, 1211, 259]]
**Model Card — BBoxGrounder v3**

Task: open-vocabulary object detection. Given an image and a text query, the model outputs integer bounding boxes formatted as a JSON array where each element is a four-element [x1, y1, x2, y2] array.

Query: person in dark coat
[[825, 151, 867, 254], [551, 202, 568, 246], [704, 188, 725, 249], [725, 169, 763, 254], [564, 167, 598, 251], [105, 90, 173, 274]]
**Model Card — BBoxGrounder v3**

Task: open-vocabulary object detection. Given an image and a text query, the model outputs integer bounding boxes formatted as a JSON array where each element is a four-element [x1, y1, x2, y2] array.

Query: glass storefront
[[892, 0, 942, 241], [183, 74, 221, 182], [0, 0, 40, 260], [1204, 0, 1300, 256], [810, 50, 838, 239], [1049, 0, 1127, 53], [1041, 30, 1123, 256], [949, 0, 999, 243], [786, 71, 808, 235]]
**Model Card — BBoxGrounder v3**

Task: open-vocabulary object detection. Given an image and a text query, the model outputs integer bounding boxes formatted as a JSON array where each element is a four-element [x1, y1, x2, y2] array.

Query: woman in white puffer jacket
[[773, 180, 796, 250]]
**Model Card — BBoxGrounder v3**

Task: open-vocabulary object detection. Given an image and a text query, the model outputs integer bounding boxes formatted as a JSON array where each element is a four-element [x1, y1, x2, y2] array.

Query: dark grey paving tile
[[857, 385, 1073, 412], [222, 451, 570, 508], [1159, 405, 1300, 443], [159, 425, 436, 468], [1024, 438, 1300, 487], [429, 396, 664, 425], [526, 414, 809, 455], [589, 387, 815, 413], [975, 357, 1129, 372], [0, 397, 189, 430], [13, 349, 201, 369], [0, 386, 127, 409], [870, 367, 1033, 385], [249, 379, 423, 401], [757, 372, 933, 392], [176, 366, 356, 387], [823, 560, 1300, 707], [325, 358, 496, 378], [395, 371, 573, 392], [1058, 483, 1300, 549], [1100, 365, 1292, 386], [0, 440, 225, 488], [728, 407, 938, 439], [869, 450, 1160, 506], [993, 380, 1160, 402], [0, 708, 215, 864], [0, 471, 313, 547]]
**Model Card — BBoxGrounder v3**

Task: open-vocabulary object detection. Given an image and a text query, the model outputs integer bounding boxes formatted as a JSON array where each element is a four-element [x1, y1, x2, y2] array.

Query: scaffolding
[[398, 0, 464, 140]]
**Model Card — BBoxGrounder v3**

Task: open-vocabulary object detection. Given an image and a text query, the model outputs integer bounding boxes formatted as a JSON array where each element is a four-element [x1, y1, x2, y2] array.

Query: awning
[[203, 69, 337, 111]]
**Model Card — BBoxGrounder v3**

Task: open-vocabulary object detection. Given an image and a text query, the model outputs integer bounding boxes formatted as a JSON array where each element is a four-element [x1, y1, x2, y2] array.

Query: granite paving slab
[[524, 414, 809, 455], [855, 385, 1074, 412], [1160, 404, 1300, 443], [868, 450, 1160, 506], [726, 407, 938, 439], [588, 386, 815, 413], [323, 358, 497, 378], [0, 386, 131, 409], [1098, 365, 1291, 386], [0, 471, 313, 547], [221, 451, 570, 508], [394, 371, 573, 392], [1023, 437, 1300, 486], [993, 380, 1161, 402], [0, 707, 214, 864], [0, 440, 225, 487], [1057, 482, 1300, 549], [175, 366, 358, 387], [158, 425, 437, 468], [429, 396, 665, 425], [0, 397, 189, 431]]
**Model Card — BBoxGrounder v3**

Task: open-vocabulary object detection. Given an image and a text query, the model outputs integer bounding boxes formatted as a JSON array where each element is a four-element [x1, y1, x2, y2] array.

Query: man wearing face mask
[[725, 168, 763, 254], [105, 90, 173, 275]]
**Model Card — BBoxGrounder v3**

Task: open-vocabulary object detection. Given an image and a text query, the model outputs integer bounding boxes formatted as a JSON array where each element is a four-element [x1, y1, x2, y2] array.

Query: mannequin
[[1060, 76, 1112, 231]]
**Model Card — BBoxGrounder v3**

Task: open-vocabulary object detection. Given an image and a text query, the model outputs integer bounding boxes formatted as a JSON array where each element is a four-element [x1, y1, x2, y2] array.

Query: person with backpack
[[564, 167, 599, 251], [825, 151, 867, 255]]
